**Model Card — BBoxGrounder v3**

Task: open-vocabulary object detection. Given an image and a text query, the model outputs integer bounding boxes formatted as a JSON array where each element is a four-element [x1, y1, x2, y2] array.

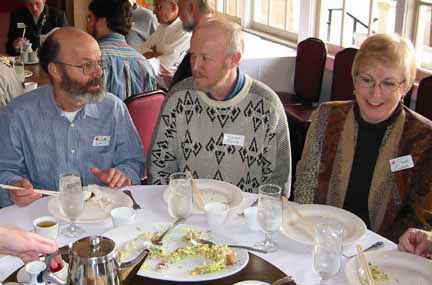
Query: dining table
[[24, 61, 49, 86], [0, 185, 396, 284]]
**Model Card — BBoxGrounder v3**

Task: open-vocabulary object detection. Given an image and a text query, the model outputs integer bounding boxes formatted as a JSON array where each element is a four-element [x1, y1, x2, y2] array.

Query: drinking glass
[[167, 172, 192, 219], [255, 184, 282, 253], [313, 222, 344, 285], [59, 173, 85, 237]]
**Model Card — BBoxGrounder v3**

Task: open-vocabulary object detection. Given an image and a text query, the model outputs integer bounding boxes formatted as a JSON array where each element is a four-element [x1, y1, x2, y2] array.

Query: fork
[[151, 217, 185, 245], [190, 238, 268, 254], [123, 190, 141, 210], [343, 241, 385, 258]]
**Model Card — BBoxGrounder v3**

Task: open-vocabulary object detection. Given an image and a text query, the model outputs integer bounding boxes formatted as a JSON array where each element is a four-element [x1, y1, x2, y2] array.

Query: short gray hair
[[197, 17, 243, 56]]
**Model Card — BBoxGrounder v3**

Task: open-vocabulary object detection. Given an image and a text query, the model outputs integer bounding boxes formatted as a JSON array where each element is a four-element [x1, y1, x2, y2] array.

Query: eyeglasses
[[53, 60, 105, 75], [355, 73, 405, 94]]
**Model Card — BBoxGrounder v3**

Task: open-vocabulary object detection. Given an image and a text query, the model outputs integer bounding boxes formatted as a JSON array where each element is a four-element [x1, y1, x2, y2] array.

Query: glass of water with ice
[[255, 184, 282, 253], [59, 172, 85, 237], [313, 222, 343, 284], [167, 172, 192, 219]]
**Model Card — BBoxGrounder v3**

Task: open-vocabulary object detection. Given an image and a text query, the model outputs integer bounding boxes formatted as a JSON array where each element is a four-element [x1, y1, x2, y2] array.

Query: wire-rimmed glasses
[[255, 184, 282, 253], [59, 173, 85, 237], [355, 73, 405, 94], [53, 60, 105, 75]]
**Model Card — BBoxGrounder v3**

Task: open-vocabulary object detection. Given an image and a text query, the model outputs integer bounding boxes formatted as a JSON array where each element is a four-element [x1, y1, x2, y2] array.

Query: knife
[[123, 190, 142, 210]]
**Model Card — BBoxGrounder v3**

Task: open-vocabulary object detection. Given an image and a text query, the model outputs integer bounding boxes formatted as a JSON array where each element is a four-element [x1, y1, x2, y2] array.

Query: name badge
[[389, 155, 414, 172], [223, 133, 245, 147], [17, 22, 26, 29], [93, 136, 110, 147]]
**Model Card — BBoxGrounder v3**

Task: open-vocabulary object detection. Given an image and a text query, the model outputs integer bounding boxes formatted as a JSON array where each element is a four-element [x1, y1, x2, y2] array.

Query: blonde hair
[[352, 33, 416, 93], [195, 17, 243, 57]]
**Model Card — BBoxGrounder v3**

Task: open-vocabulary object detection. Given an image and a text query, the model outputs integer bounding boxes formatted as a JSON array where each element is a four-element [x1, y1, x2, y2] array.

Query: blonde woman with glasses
[[294, 33, 432, 242]]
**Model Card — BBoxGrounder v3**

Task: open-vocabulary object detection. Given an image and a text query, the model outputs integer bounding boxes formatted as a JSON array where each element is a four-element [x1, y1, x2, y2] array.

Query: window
[[215, 0, 242, 18], [415, 1, 432, 69], [318, 0, 397, 49]]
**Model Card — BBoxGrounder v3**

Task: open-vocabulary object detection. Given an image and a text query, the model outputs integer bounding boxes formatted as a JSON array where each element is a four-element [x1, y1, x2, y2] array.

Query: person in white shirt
[[0, 58, 23, 107], [126, 0, 158, 50], [141, 0, 191, 73]]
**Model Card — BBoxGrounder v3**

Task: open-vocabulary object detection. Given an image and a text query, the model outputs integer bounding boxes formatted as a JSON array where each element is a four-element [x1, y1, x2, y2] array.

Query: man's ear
[[48, 62, 61, 81], [228, 51, 241, 68]]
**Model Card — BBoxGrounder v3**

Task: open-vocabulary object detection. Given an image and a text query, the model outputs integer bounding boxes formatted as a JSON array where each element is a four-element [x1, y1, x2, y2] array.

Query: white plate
[[17, 262, 68, 284], [162, 179, 243, 214], [103, 223, 249, 282], [48, 186, 132, 223], [24, 70, 32, 78], [280, 204, 366, 246], [345, 251, 432, 285], [233, 281, 270, 285], [23, 58, 39, 65]]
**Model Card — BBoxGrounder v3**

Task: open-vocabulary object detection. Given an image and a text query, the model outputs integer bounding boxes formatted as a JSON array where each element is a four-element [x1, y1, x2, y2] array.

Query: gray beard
[[60, 71, 106, 104]]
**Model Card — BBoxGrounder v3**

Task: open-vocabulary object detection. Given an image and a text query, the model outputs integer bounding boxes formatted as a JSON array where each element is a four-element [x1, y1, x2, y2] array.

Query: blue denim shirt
[[0, 86, 145, 207], [99, 33, 157, 100]]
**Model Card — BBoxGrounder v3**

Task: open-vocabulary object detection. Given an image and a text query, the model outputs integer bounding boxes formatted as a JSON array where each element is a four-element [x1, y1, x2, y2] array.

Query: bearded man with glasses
[[294, 33, 432, 243], [0, 27, 145, 208]]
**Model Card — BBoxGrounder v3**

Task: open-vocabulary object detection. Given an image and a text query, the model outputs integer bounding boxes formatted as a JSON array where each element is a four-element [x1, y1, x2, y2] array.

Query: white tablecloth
[[0, 185, 396, 284]]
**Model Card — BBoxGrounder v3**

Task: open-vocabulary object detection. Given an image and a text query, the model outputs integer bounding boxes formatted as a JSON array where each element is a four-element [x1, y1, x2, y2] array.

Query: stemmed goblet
[[255, 184, 282, 253], [313, 222, 344, 285], [167, 172, 192, 220], [59, 173, 85, 237]]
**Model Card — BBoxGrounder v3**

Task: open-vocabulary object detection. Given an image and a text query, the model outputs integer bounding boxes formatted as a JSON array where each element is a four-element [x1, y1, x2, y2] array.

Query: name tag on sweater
[[389, 155, 414, 172], [93, 136, 110, 147], [223, 134, 244, 147]]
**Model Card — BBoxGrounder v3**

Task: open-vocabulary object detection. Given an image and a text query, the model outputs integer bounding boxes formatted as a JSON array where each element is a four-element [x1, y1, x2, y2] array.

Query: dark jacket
[[6, 5, 67, 56]]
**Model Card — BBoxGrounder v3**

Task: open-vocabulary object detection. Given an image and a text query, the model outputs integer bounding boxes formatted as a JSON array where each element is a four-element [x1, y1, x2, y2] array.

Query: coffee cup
[[24, 82, 38, 92], [204, 202, 229, 229], [33, 216, 58, 240], [244, 206, 261, 231], [111, 207, 136, 227]]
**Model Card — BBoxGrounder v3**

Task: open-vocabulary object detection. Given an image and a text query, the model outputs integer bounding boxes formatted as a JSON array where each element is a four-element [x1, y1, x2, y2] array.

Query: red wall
[[0, 0, 24, 12]]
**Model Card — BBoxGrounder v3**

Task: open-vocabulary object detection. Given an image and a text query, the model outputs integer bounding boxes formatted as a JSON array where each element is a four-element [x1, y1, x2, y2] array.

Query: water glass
[[313, 223, 344, 284], [167, 172, 192, 219], [255, 184, 282, 252], [13, 59, 25, 83], [59, 173, 85, 237]]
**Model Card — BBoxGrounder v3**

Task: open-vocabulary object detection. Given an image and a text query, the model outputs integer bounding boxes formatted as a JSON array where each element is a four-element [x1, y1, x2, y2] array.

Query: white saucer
[[16, 262, 68, 284], [233, 281, 270, 285]]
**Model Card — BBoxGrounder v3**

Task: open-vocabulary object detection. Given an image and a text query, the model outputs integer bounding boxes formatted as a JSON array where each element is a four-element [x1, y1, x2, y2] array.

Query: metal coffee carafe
[[44, 236, 148, 285]]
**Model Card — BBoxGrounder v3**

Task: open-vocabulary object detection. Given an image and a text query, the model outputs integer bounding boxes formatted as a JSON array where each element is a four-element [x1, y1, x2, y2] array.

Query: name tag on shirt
[[93, 136, 110, 147], [17, 22, 26, 29], [389, 155, 414, 172], [223, 133, 245, 147]]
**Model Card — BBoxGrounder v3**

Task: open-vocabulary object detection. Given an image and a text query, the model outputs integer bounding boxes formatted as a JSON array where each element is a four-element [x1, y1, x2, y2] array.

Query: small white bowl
[[110, 207, 136, 227], [33, 216, 59, 240], [244, 207, 261, 231], [204, 202, 229, 229]]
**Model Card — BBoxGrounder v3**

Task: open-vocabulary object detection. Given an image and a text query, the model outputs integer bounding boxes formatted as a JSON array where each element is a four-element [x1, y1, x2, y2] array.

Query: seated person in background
[[6, 0, 67, 56], [170, 0, 214, 86], [399, 228, 432, 258], [0, 57, 23, 107], [294, 33, 432, 242], [126, 0, 158, 50], [0, 226, 58, 263], [0, 27, 145, 208], [141, 0, 191, 73], [87, 0, 156, 100], [148, 17, 291, 195]]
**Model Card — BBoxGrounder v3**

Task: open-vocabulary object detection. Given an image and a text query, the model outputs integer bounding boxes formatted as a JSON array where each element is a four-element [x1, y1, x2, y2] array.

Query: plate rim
[[280, 204, 367, 246], [162, 178, 244, 214], [103, 222, 250, 282], [24, 70, 32, 77], [344, 250, 432, 285], [47, 187, 132, 223]]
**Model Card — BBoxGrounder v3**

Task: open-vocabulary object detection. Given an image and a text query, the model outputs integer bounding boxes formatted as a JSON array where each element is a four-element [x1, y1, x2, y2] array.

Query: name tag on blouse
[[389, 155, 414, 172], [223, 134, 245, 147], [93, 136, 110, 147]]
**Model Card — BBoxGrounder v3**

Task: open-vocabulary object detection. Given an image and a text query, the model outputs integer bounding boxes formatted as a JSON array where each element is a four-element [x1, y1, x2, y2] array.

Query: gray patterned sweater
[[148, 76, 291, 194]]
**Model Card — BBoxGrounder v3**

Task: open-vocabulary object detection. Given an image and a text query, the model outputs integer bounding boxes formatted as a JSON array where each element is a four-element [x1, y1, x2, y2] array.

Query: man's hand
[[9, 179, 42, 207], [398, 228, 432, 258], [90, 167, 132, 188], [13, 37, 24, 50]]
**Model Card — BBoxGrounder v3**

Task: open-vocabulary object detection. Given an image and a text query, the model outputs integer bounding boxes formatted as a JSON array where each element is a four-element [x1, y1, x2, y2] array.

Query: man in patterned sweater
[[148, 17, 291, 194]]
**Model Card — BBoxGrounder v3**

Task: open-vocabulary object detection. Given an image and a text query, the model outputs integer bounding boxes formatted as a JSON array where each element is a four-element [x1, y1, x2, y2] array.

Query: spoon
[[190, 238, 268, 254]]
